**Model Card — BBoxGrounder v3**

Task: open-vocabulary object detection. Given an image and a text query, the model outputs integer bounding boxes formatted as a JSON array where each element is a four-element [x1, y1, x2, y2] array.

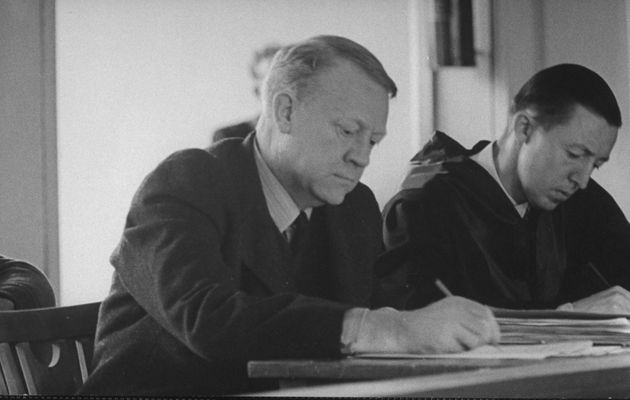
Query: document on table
[[492, 308, 630, 320], [497, 315, 630, 346], [355, 312, 630, 359], [355, 341, 630, 360], [355, 309, 630, 360]]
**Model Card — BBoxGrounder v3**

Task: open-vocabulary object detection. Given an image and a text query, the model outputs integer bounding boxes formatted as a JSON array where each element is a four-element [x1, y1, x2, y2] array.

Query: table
[[248, 353, 630, 397], [249, 356, 539, 386]]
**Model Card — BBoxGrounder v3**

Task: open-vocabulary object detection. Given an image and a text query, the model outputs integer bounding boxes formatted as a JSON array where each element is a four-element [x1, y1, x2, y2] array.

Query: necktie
[[284, 211, 309, 252]]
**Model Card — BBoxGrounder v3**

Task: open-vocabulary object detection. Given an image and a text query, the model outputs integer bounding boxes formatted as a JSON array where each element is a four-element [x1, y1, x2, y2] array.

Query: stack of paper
[[355, 309, 630, 360], [494, 309, 630, 346], [356, 340, 630, 360]]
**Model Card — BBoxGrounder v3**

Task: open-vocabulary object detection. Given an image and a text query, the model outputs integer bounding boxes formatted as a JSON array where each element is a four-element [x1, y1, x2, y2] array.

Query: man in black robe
[[375, 64, 630, 312]]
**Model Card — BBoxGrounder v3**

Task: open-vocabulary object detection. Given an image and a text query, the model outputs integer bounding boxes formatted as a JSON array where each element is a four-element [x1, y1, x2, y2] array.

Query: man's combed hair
[[262, 35, 397, 109], [510, 63, 622, 129]]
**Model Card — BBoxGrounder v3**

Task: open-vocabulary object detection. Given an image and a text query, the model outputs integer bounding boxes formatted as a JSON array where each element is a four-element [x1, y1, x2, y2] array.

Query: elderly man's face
[[516, 104, 617, 210], [280, 59, 389, 208]]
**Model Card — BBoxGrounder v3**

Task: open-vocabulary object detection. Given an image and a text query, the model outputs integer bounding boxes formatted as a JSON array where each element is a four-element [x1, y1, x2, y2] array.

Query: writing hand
[[353, 296, 500, 354], [559, 286, 630, 314]]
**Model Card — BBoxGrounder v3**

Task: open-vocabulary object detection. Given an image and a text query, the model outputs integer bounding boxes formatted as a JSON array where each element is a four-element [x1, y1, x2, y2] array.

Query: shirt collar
[[253, 139, 312, 233], [469, 141, 529, 218]]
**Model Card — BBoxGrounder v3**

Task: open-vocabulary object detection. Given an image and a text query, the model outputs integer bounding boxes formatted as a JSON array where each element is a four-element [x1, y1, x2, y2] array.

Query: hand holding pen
[[557, 261, 630, 314], [347, 280, 500, 354]]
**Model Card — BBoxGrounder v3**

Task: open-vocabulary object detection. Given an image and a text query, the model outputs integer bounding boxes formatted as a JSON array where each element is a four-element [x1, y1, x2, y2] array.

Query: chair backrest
[[0, 302, 100, 395]]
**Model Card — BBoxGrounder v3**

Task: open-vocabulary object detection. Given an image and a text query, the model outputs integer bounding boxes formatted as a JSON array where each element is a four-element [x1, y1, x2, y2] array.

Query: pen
[[434, 279, 453, 297], [587, 261, 611, 288]]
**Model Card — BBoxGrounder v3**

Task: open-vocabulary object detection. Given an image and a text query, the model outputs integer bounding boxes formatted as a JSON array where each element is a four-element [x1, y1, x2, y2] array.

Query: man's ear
[[513, 111, 535, 144], [273, 92, 294, 134]]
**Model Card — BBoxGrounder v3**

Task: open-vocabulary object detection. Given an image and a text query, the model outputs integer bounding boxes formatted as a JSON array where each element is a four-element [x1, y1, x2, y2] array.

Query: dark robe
[[373, 131, 630, 310]]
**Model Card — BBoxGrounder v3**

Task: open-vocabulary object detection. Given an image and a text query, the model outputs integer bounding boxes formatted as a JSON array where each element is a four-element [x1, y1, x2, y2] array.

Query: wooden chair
[[0, 302, 100, 394]]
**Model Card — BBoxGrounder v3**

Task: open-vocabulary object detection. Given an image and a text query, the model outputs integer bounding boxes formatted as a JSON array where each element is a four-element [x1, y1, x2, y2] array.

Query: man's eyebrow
[[571, 144, 609, 162], [581, 145, 595, 157], [353, 118, 386, 137]]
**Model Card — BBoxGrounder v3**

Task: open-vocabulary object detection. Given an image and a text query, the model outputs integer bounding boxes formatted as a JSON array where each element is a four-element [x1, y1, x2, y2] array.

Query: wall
[[434, 0, 495, 146], [0, 0, 58, 296], [491, 0, 543, 135], [56, 0, 416, 304]]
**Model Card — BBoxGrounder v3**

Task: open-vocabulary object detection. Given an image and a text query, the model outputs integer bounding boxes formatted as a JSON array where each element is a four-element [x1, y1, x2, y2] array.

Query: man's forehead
[[311, 64, 388, 120], [552, 106, 618, 157]]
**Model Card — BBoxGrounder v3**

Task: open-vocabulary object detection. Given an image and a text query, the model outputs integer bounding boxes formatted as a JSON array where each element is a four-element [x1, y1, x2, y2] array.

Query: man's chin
[[532, 196, 561, 211], [323, 195, 346, 206], [316, 190, 350, 206]]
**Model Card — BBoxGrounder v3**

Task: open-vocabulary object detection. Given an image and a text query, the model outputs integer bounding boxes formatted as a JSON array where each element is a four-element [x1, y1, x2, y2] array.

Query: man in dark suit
[[80, 35, 499, 396]]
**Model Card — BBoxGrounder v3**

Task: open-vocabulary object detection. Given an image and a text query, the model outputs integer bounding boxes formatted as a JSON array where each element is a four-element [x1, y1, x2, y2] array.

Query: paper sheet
[[355, 341, 630, 360]]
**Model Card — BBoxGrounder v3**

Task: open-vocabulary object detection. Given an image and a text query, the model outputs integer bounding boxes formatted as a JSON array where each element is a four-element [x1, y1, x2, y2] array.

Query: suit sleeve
[[111, 149, 354, 362], [0, 256, 55, 309], [567, 180, 630, 292]]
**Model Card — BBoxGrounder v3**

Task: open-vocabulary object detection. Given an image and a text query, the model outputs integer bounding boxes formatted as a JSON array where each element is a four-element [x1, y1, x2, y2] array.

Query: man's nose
[[346, 137, 371, 168], [570, 161, 593, 190]]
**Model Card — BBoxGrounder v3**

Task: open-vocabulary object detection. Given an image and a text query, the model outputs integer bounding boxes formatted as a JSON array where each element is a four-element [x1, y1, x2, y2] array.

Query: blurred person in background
[[211, 43, 282, 143]]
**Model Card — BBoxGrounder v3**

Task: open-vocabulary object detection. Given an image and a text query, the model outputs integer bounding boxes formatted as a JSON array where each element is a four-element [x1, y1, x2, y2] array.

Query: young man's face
[[516, 104, 618, 210], [280, 59, 389, 208]]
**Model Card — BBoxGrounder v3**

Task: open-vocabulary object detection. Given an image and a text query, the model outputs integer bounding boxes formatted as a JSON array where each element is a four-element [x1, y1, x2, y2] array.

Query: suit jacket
[[80, 134, 383, 395]]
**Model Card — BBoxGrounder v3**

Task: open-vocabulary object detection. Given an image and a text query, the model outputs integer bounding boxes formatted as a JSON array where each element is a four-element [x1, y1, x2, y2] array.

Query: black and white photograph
[[2, 0, 630, 396]]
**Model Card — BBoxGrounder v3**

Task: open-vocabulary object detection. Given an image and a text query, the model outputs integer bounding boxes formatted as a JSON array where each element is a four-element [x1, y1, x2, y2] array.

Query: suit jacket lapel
[[321, 204, 374, 306], [238, 203, 296, 293], [231, 134, 296, 293]]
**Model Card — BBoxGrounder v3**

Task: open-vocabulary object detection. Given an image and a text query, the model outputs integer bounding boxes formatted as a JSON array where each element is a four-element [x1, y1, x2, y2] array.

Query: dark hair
[[262, 35, 397, 108], [510, 63, 622, 129]]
